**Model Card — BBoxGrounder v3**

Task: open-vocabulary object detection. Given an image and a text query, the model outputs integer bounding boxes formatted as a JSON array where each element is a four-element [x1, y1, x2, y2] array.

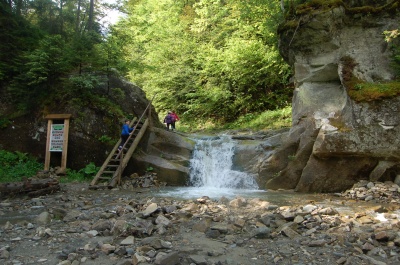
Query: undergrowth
[[62, 162, 99, 183], [0, 149, 99, 183], [177, 106, 292, 133], [341, 55, 400, 101], [349, 82, 400, 101], [0, 150, 42, 182]]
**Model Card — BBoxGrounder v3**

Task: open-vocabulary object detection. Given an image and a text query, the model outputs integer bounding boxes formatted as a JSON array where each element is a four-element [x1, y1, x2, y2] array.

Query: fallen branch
[[0, 178, 60, 197]]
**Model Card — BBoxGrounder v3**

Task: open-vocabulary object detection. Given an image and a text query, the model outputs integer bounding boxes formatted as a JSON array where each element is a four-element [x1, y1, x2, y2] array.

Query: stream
[[152, 134, 397, 221]]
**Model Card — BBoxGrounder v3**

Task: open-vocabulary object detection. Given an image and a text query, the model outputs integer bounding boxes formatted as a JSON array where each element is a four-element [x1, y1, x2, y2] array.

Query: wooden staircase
[[90, 99, 154, 189]]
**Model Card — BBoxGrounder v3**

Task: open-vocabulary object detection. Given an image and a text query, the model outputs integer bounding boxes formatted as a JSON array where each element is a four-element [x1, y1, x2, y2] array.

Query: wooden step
[[90, 117, 149, 187], [98, 177, 112, 180]]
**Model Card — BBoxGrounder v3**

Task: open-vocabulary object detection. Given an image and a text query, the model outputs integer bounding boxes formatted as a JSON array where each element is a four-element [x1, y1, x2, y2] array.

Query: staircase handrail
[[115, 95, 155, 160]]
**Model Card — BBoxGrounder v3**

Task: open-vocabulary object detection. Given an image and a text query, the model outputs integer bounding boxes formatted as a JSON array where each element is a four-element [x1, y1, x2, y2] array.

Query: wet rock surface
[[0, 180, 400, 265]]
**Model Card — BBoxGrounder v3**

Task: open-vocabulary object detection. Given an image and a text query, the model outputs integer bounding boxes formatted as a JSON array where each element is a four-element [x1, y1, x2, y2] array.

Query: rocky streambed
[[0, 177, 400, 265]]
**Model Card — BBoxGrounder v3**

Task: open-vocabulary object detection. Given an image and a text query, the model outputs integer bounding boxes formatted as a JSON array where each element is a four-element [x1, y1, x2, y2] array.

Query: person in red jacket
[[170, 110, 180, 131]]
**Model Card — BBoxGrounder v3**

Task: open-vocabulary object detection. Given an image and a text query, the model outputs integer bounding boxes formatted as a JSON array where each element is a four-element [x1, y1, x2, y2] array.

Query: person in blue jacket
[[119, 119, 133, 151]]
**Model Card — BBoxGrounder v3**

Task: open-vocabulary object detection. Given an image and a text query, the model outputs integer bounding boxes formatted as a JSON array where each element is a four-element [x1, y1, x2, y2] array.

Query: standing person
[[163, 111, 174, 131], [171, 110, 180, 131], [119, 119, 133, 151]]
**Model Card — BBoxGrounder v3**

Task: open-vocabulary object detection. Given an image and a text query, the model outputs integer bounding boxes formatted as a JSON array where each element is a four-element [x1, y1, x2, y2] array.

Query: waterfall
[[189, 135, 259, 189]]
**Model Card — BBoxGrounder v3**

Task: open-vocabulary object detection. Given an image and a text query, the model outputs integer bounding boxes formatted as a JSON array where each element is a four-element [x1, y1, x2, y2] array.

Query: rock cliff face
[[0, 74, 195, 181], [261, 3, 400, 192], [0, 66, 194, 184]]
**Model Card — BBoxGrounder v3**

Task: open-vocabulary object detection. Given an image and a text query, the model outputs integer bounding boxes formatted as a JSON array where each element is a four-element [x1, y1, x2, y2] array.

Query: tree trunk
[[16, 0, 23, 16], [0, 178, 60, 197], [88, 0, 94, 31], [59, 0, 64, 33], [76, 0, 81, 32]]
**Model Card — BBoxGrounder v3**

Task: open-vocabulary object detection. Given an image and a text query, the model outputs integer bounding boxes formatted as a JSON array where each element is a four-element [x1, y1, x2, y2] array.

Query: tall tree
[[116, 0, 291, 122], [87, 0, 94, 30]]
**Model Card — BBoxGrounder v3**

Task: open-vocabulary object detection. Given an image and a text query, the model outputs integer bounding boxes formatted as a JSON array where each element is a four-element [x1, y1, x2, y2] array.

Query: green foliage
[[66, 32, 103, 71], [64, 162, 100, 183], [68, 73, 102, 94], [0, 117, 11, 129], [98, 135, 115, 144], [8, 34, 71, 110], [25, 35, 68, 84], [348, 82, 400, 102], [341, 50, 400, 102], [2, 0, 126, 113], [0, 5, 43, 83], [90, 95, 125, 117], [294, 0, 343, 15], [81, 162, 99, 176], [110, 88, 125, 102], [180, 106, 292, 132], [223, 106, 292, 131], [2, 0, 295, 131], [384, 29, 400, 78], [117, 0, 293, 125], [63, 169, 86, 183], [0, 150, 43, 182]]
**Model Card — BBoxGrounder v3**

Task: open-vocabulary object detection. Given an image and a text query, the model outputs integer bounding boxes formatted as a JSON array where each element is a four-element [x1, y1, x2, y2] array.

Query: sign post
[[44, 114, 72, 172]]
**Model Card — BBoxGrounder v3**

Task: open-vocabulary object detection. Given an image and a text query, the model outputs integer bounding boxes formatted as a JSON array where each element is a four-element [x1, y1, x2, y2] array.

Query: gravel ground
[[0, 181, 399, 265]]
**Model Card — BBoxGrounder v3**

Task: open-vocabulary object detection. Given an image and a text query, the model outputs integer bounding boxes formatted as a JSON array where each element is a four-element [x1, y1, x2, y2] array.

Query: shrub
[[0, 150, 43, 182], [64, 162, 99, 183]]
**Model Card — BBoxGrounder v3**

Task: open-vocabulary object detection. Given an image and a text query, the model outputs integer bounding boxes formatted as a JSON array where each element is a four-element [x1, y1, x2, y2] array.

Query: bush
[[64, 162, 99, 183], [0, 150, 43, 182]]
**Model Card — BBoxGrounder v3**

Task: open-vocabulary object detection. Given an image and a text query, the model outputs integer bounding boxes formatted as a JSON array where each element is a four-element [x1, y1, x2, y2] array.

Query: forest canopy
[[114, 0, 292, 123], [0, 0, 296, 126]]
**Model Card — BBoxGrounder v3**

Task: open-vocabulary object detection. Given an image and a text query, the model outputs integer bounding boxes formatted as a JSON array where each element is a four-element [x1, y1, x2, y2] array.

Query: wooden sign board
[[44, 114, 72, 172], [50, 124, 65, 151]]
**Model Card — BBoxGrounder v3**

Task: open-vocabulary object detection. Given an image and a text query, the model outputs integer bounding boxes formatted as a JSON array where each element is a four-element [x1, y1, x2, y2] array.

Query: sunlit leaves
[[116, 0, 292, 123]]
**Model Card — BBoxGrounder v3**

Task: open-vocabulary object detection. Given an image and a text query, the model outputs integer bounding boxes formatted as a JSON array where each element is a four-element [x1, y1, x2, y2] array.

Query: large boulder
[[128, 128, 195, 186], [262, 3, 400, 192]]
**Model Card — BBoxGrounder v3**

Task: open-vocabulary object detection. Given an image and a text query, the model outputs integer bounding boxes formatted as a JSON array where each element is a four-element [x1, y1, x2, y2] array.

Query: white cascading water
[[189, 135, 258, 189]]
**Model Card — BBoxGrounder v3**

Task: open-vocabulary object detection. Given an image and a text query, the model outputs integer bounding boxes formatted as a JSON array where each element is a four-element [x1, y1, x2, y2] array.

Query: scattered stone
[[0, 180, 399, 265], [189, 254, 207, 265], [120, 236, 135, 245], [143, 203, 159, 217], [154, 251, 179, 265], [86, 230, 99, 237], [252, 226, 271, 239], [35, 211, 51, 225], [101, 244, 116, 254]]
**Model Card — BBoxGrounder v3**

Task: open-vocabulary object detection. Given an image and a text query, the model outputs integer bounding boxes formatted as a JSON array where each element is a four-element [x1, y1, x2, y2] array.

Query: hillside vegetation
[[0, 0, 399, 132], [0, 0, 295, 131]]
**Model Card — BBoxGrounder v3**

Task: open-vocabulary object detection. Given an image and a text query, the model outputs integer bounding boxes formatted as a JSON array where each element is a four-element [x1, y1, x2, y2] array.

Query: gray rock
[[252, 226, 271, 239], [155, 215, 171, 226], [35, 211, 51, 225], [142, 203, 158, 217], [189, 254, 207, 265], [205, 229, 220, 239], [261, 5, 400, 192], [120, 236, 135, 245], [154, 251, 180, 265]]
